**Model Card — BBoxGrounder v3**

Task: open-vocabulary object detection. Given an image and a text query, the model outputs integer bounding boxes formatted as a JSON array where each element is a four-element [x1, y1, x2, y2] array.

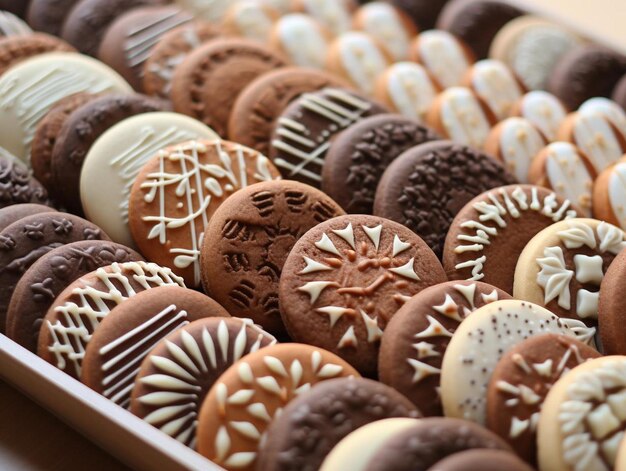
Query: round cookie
[[279, 214, 446, 376], [38, 261, 185, 378], [200, 180, 345, 336], [510, 91, 568, 141], [172, 0, 231, 22], [410, 30, 476, 89], [98, 6, 194, 92], [257, 377, 421, 471], [514, 218, 626, 326], [593, 159, 626, 229], [379, 281, 511, 416], [0, 52, 131, 165], [130, 316, 275, 449], [426, 87, 496, 149], [268, 13, 332, 69], [228, 67, 348, 156], [612, 74, 626, 111], [0, 204, 54, 233], [5, 240, 143, 353], [548, 45, 626, 111], [82, 286, 230, 408], [429, 449, 535, 471], [171, 37, 287, 137], [26, 0, 79, 36], [387, 0, 449, 30], [0, 152, 51, 209], [579, 97, 626, 141], [142, 21, 222, 99], [196, 343, 359, 470], [528, 142, 596, 217], [373, 62, 440, 123], [51, 93, 169, 215], [128, 139, 281, 287], [364, 417, 512, 471], [437, 0, 523, 59], [0, 11, 32, 36], [270, 87, 388, 188], [80, 112, 217, 247], [440, 299, 597, 425], [291, 0, 356, 36], [486, 333, 600, 465], [325, 32, 392, 96], [599, 248, 626, 354], [537, 356, 626, 471], [221, 1, 280, 43], [374, 141, 517, 258], [0, 211, 109, 333], [443, 185, 579, 294], [0, 33, 75, 77], [322, 114, 440, 214]]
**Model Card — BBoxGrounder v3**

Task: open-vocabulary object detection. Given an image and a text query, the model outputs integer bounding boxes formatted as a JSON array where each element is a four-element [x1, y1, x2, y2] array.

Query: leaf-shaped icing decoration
[[141, 374, 197, 391], [173, 254, 196, 269], [290, 360, 303, 388], [229, 421, 261, 441], [256, 376, 283, 395], [143, 404, 190, 424], [597, 221, 626, 254], [205, 177, 224, 197], [205, 164, 229, 178], [247, 403, 272, 422], [255, 155, 275, 181], [165, 340, 201, 375], [224, 452, 257, 468], [317, 363, 344, 378], [215, 426, 231, 462], [147, 222, 166, 243], [558, 222, 597, 250], [537, 246, 574, 310], [227, 389, 255, 405], [264, 356, 288, 377], [151, 355, 196, 382]]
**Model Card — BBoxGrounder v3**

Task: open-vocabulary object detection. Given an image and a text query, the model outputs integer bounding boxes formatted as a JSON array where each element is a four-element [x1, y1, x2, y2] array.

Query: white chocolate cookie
[[269, 13, 331, 69], [579, 97, 626, 141], [221, 1, 280, 43], [293, 0, 355, 36], [511, 91, 568, 141], [593, 159, 626, 230]]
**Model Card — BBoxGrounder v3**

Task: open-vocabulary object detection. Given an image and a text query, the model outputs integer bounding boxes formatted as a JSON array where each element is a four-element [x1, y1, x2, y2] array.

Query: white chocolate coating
[[274, 14, 330, 68], [518, 91, 567, 141], [383, 62, 437, 122], [225, 1, 276, 42], [437, 87, 492, 149], [334, 31, 390, 95], [608, 161, 626, 229], [357, 2, 412, 61], [415, 30, 472, 88], [301, 0, 353, 35], [580, 97, 626, 140], [572, 111, 624, 173], [496, 117, 545, 182], [469, 59, 523, 120]]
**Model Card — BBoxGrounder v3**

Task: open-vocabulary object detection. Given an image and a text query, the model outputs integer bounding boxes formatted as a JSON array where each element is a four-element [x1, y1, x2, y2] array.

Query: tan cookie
[[599, 250, 626, 355], [221, 1, 280, 43], [291, 0, 356, 36], [268, 13, 332, 69], [510, 91, 568, 141], [593, 158, 626, 230]]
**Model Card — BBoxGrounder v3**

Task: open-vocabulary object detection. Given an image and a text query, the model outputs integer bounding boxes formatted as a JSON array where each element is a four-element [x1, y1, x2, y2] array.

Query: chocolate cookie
[[0, 204, 54, 233], [279, 214, 446, 376], [50, 93, 168, 215], [38, 261, 185, 378], [270, 88, 388, 187], [26, 0, 79, 36], [229, 67, 348, 156], [196, 343, 359, 470], [0, 153, 51, 209], [128, 139, 281, 287], [0, 212, 109, 333], [83, 286, 230, 408], [0, 33, 75, 77], [429, 449, 534, 471], [388, 0, 449, 30], [593, 159, 626, 230], [6, 240, 142, 353], [443, 185, 579, 294], [200, 180, 345, 337], [322, 114, 440, 214], [379, 281, 511, 417], [374, 141, 517, 258], [131, 316, 275, 449], [510, 90, 568, 141], [257, 377, 420, 471], [171, 37, 287, 137], [486, 333, 600, 465], [0, 1, 30, 18], [612, 74, 626, 111], [599, 248, 626, 354]]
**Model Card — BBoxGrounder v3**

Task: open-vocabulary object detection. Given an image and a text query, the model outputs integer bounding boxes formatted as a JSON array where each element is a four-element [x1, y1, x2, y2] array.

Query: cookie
[[200, 180, 345, 336], [612, 74, 626, 111], [528, 142, 596, 217], [379, 281, 510, 416], [98, 6, 194, 92], [38, 261, 185, 378], [270, 88, 387, 187], [196, 343, 359, 470], [131, 316, 275, 449], [142, 21, 222, 99], [80, 112, 217, 247], [0, 33, 75, 77], [489, 16, 583, 91], [510, 91, 568, 141], [426, 87, 496, 148], [291, 0, 356, 36], [364, 417, 512, 471], [443, 185, 578, 294], [221, 1, 280, 43], [352, 2, 418, 61], [82, 286, 230, 408], [325, 32, 393, 96], [514, 218, 626, 326], [6, 241, 142, 353], [0, 204, 54, 233], [593, 159, 626, 229], [437, 0, 523, 59], [51, 93, 169, 215], [579, 97, 626, 141], [172, 0, 231, 22], [537, 356, 626, 471], [486, 333, 600, 465], [0, 152, 51, 209], [322, 114, 440, 214], [440, 299, 596, 425], [373, 62, 440, 122], [61, 0, 169, 56], [0, 1, 30, 19], [171, 38, 287, 137], [268, 13, 332, 69], [429, 449, 534, 471], [463, 59, 525, 120], [128, 139, 281, 287], [229, 67, 348, 156], [0, 10, 32, 35], [0, 52, 131, 165], [0, 212, 109, 333], [410, 30, 476, 89], [257, 377, 421, 471], [374, 141, 517, 258], [387, 0, 448, 30], [599, 246, 626, 355], [279, 214, 446, 376], [26, 0, 79, 36]]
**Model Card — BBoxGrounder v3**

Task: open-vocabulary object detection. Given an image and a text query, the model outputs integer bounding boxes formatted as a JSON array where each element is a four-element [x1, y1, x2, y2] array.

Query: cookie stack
[[0, 1, 626, 470]]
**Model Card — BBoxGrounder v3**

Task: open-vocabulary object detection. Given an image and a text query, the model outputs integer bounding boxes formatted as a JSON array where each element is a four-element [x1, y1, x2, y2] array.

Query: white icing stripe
[[438, 87, 492, 148]]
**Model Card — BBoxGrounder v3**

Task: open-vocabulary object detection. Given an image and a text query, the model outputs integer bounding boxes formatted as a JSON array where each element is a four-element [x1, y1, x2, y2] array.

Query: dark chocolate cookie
[[0, 152, 51, 209], [257, 377, 421, 471], [50, 93, 168, 215], [0, 33, 75, 77], [0, 212, 109, 332], [322, 114, 440, 214], [26, 0, 80, 36], [429, 449, 534, 471], [388, 0, 449, 30], [5, 240, 142, 353], [0, 204, 55, 233], [373, 141, 517, 258]]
